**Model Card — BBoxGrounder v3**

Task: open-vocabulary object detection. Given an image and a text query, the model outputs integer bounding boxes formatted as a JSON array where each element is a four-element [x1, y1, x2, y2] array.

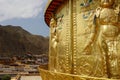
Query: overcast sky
[[0, 0, 49, 37]]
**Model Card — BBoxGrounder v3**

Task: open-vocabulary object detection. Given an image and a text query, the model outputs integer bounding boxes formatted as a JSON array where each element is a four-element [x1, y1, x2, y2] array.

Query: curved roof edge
[[44, 0, 64, 27]]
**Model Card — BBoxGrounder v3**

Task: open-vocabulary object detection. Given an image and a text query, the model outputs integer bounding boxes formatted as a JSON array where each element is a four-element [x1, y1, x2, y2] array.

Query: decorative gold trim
[[39, 68, 117, 80], [64, 0, 72, 73], [72, 0, 77, 74]]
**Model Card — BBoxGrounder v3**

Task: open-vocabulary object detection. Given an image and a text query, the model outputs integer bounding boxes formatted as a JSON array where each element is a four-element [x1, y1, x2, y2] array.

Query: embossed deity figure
[[83, 0, 120, 79], [50, 17, 58, 71], [50, 18, 58, 52], [95, 0, 120, 79]]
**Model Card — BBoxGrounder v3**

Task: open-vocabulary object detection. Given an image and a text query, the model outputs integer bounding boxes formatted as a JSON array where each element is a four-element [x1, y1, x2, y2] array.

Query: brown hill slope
[[0, 25, 49, 56]]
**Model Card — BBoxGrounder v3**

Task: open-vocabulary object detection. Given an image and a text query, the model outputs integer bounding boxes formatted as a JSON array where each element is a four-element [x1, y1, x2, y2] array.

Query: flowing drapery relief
[[76, 0, 120, 79]]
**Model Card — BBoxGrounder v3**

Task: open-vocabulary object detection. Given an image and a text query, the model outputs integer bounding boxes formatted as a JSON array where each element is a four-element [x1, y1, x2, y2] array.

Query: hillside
[[0, 25, 49, 56]]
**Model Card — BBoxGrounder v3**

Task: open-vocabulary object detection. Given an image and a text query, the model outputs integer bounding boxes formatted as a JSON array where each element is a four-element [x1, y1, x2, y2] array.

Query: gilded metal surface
[[39, 68, 118, 80], [75, 0, 120, 79], [43, 0, 120, 79], [72, 0, 78, 74], [49, 0, 72, 73], [49, 17, 58, 72], [94, 0, 120, 78], [76, 0, 106, 77]]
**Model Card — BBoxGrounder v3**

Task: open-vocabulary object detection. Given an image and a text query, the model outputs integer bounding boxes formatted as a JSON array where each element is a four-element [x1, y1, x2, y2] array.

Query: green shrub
[[1, 75, 11, 80]]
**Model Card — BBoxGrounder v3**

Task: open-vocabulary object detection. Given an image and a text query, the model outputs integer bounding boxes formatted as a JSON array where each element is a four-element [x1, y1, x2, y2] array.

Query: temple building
[[39, 0, 120, 80]]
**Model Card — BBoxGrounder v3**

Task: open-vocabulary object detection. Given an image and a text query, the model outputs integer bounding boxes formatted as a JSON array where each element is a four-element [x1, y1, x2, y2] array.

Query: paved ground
[[20, 76, 42, 80]]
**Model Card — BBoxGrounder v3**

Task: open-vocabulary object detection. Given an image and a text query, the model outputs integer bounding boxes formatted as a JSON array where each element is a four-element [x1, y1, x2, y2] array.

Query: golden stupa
[[39, 0, 120, 80]]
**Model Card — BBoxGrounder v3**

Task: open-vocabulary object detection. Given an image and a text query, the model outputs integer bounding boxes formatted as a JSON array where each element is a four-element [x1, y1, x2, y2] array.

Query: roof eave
[[44, 0, 64, 27]]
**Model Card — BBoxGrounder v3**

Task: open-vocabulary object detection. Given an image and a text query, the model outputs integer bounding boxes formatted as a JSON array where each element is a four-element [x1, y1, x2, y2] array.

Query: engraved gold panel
[[45, 0, 120, 79], [49, 0, 72, 73], [76, 55, 106, 77], [75, 0, 120, 79]]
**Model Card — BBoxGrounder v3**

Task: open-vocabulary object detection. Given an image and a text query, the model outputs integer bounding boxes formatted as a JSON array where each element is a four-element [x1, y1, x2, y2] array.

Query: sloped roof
[[44, 0, 64, 26]]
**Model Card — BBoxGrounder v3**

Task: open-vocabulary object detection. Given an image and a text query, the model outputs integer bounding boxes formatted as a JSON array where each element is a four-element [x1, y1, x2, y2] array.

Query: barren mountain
[[0, 25, 49, 56]]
